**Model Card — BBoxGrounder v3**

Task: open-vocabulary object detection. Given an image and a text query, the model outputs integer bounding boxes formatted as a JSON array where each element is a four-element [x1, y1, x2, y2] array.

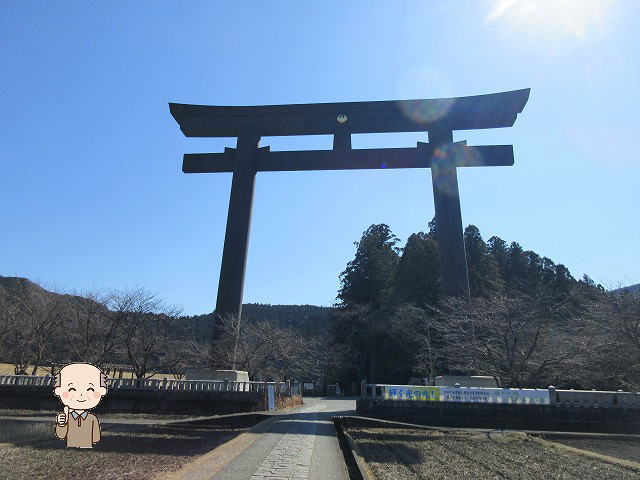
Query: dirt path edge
[[342, 430, 376, 480]]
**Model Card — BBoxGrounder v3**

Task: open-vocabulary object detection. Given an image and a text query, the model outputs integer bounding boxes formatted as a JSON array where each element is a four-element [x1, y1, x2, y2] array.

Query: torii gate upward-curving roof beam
[[169, 88, 530, 138]]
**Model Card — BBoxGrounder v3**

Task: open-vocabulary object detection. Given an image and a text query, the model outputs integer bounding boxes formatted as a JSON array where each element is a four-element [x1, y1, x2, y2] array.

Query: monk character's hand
[[57, 406, 69, 426]]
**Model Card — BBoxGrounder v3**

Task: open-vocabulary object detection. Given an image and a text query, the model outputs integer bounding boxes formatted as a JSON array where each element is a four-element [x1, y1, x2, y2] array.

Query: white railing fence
[[0, 375, 300, 395]]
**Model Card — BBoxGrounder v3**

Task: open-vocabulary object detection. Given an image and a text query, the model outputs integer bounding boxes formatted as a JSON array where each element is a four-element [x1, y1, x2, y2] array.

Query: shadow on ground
[[26, 424, 247, 455]]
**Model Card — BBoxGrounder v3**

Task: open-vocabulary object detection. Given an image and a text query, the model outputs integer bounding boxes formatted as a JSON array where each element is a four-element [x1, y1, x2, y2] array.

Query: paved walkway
[[1, 398, 356, 479], [168, 398, 355, 480]]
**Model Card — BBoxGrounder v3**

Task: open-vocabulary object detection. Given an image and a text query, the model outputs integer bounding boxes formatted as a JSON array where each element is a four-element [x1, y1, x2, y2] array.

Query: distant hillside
[[610, 283, 640, 296], [0, 276, 332, 340], [0, 276, 107, 311], [184, 303, 333, 340], [0, 276, 47, 296]]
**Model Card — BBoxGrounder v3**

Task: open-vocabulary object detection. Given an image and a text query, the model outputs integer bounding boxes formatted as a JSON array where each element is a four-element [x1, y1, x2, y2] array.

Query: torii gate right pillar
[[430, 128, 470, 299]]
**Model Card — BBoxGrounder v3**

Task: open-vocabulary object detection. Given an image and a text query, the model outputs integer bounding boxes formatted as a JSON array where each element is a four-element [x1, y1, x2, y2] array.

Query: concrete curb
[[342, 430, 375, 480], [333, 417, 376, 480]]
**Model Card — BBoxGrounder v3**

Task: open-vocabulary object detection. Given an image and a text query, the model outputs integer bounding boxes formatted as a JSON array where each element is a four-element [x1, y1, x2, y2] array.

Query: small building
[[185, 369, 250, 382], [297, 376, 325, 396], [435, 375, 500, 388], [326, 384, 342, 396], [408, 377, 428, 386]]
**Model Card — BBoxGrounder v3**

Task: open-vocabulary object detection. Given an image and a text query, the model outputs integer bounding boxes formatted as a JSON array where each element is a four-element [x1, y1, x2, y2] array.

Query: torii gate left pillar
[[215, 133, 260, 319], [170, 89, 529, 321]]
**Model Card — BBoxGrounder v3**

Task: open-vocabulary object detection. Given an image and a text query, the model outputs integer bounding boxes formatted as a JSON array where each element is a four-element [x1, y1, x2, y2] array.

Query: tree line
[[1, 219, 638, 393], [0, 279, 181, 378], [330, 220, 640, 392], [0, 277, 330, 382]]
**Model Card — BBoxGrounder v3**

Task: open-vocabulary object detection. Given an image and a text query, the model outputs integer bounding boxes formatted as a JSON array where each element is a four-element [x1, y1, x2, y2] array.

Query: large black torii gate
[[170, 89, 529, 320]]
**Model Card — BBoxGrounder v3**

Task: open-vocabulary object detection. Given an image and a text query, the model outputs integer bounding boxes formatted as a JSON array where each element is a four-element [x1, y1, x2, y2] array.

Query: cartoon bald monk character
[[53, 363, 108, 448]]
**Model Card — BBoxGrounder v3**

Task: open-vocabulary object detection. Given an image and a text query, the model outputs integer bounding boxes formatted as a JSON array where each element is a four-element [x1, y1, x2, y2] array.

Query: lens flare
[[398, 98, 455, 124], [431, 143, 484, 196], [431, 160, 458, 197], [395, 65, 456, 124], [434, 142, 484, 167]]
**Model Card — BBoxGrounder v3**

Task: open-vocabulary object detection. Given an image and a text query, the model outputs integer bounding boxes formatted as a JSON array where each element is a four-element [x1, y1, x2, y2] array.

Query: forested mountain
[[184, 304, 332, 340]]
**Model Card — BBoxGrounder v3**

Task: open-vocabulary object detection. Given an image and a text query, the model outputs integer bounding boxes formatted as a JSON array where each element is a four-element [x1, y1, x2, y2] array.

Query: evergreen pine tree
[[506, 242, 528, 291], [394, 232, 440, 306], [487, 236, 509, 282], [524, 250, 544, 292], [464, 226, 504, 297], [337, 224, 400, 308]]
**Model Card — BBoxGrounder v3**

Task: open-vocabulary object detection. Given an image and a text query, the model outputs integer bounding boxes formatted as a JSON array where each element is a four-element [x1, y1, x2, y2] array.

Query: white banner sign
[[439, 387, 550, 404], [384, 386, 440, 401], [379, 385, 551, 404]]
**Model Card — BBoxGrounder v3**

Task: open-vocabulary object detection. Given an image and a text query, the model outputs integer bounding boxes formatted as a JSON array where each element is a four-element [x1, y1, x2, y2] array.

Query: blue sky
[[2, 1, 638, 315]]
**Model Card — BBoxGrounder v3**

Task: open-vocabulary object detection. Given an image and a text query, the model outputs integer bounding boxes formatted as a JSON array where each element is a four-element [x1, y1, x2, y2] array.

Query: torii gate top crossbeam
[[169, 89, 530, 137]]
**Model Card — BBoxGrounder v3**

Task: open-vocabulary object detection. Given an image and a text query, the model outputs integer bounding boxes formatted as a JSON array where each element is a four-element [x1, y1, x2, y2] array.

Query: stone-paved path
[[249, 407, 318, 479], [205, 398, 354, 480]]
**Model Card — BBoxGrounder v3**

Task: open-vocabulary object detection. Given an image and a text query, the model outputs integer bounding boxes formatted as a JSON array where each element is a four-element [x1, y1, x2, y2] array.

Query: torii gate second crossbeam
[[169, 88, 530, 320]]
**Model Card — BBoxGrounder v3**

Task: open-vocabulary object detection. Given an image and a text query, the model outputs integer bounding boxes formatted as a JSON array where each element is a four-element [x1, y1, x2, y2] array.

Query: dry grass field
[[0, 364, 50, 376], [346, 427, 640, 479], [0, 363, 170, 379], [0, 423, 250, 480]]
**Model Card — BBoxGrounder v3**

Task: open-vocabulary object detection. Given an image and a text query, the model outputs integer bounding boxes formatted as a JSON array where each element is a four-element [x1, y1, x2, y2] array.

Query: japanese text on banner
[[384, 386, 440, 401]]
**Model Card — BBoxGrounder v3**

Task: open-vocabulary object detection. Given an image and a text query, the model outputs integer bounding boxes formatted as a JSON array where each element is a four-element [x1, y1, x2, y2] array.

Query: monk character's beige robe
[[55, 411, 100, 448]]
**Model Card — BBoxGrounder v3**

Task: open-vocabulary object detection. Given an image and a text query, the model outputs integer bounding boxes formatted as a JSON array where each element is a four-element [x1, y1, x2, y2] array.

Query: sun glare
[[486, 0, 614, 39]]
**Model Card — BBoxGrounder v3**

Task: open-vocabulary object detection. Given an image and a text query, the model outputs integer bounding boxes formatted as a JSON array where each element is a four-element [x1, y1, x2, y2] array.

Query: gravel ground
[[0, 424, 246, 480], [547, 436, 640, 463], [346, 427, 640, 479]]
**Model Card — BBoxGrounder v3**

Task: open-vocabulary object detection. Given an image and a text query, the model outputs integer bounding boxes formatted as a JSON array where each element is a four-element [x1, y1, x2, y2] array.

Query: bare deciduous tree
[[0, 288, 10, 348], [586, 290, 640, 389], [26, 291, 67, 375], [391, 304, 442, 385], [160, 337, 196, 379], [191, 313, 325, 382], [107, 287, 181, 378], [63, 290, 122, 367], [0, 282, 66, 375], [330, 304, 377, 382], [0, 286, 31, 374], [434, 291, 591, 387]]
